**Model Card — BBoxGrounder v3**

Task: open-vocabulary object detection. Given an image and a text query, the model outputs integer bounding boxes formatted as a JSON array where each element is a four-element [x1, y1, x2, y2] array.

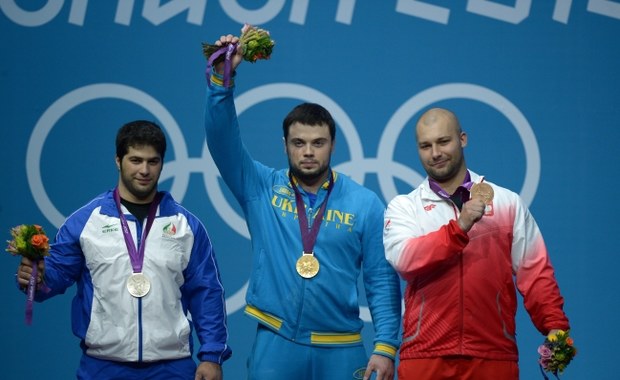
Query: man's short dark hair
[[116, 120, 167, 161], [282, 103, 336, 141]]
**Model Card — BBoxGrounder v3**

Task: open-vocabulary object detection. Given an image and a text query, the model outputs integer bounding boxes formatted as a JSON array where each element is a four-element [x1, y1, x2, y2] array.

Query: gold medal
[[296, 253, 320, 279], [470, 182, 494, 205], [126, 272, 151, 298]]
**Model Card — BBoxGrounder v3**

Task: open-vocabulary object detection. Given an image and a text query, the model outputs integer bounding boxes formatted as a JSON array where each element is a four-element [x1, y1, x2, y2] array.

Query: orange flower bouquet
[[6, 224, 50, 324], [6, 224, 50, 259], [538, 329, 577, 379]]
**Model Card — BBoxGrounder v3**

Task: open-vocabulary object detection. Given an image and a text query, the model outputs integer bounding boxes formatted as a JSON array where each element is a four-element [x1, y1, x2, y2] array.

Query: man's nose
[[303, 144, 314, 155], [138, 162, 150, 174]]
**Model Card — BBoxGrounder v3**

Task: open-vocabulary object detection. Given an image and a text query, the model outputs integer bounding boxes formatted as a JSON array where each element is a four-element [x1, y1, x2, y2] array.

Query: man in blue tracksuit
[[17, 120, 231, 380], [204, 34, 401, 380]]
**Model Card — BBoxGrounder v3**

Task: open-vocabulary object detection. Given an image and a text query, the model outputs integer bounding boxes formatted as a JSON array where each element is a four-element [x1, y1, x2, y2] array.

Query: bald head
[[414, 108, 468, 190], [416, 108, 461, 141]]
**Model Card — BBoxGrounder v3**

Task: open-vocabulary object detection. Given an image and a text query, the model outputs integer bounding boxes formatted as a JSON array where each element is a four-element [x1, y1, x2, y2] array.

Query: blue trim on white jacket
[[35, 190, 231, 364]]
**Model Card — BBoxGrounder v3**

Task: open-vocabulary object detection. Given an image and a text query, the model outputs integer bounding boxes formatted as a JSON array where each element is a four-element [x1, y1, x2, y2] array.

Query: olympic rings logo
[[26, 82, 540, 319]]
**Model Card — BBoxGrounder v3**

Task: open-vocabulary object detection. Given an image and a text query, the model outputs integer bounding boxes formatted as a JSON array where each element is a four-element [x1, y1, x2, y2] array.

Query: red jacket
[[383, 172, 569, 361]]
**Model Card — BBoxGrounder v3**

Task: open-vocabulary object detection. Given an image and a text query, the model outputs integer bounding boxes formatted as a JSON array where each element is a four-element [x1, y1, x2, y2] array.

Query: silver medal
[[126, 272, 151, 298]]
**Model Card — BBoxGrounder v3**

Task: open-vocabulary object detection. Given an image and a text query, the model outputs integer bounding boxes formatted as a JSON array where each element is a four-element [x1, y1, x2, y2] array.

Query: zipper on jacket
[[459, 248, 464, 355], [292, 197, 318, 341], [291, 198, 313, 341], [135, 218, 145, 362], [450, 202, 465, 355], [138, 297, 144, 361], [292, 279, 308, 342]]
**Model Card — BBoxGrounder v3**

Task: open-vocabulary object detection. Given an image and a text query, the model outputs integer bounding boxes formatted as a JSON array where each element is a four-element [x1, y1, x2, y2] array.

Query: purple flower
[[538, 344, 553, 359]]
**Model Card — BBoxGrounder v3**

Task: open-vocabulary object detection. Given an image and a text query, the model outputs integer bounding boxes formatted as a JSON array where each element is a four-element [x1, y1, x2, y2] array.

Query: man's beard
[[425, 154, 464, 183], [120, 171, 158, 202], [289, 162, 329, 184]]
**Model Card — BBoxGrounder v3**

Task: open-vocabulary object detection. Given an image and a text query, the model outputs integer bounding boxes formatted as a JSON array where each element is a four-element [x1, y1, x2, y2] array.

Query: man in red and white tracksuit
[[383, 108, 570, 380]]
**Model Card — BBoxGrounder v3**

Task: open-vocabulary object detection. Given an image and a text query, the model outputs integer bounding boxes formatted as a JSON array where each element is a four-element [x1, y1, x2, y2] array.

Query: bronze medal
[[296, 253, 320, 278], [126, 272, 151, 298], [470, 182, 494, 205]]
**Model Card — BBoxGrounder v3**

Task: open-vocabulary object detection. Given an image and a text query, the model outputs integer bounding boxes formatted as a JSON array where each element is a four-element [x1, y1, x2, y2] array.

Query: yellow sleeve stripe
[[373, 343, 397, 358], [210, 73, 233, 87]]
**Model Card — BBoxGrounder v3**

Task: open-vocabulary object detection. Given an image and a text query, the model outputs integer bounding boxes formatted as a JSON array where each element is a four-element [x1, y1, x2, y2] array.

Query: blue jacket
[[204, 74, 401, 358], [35, 190, 231, 364]]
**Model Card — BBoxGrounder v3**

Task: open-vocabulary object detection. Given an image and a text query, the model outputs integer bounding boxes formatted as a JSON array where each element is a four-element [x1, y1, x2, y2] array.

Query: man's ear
[[460, 131, 468, 148]]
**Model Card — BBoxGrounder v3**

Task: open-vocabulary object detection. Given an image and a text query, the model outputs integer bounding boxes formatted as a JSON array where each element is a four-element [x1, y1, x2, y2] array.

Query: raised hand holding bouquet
[[6, 224, 50, 324], [538, 329, 577, 379], [202, 23, 275, 86]]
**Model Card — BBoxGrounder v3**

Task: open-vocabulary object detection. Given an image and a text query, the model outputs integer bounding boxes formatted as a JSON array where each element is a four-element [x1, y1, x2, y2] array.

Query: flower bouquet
[[202, 24, 275, 87], [6, 224, 50, 324], [202, 23, 275, 64], [538, 329, 577, 379]]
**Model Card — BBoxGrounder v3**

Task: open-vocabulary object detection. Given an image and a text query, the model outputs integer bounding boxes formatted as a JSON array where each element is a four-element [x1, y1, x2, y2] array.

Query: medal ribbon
[[429, 171, 475, 209], [206, 43, 237, 88], [113, 188, 162, 273], [289, 172, 334, 254], [429, 171, 473, 199], [539, 364, 559, 380]]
